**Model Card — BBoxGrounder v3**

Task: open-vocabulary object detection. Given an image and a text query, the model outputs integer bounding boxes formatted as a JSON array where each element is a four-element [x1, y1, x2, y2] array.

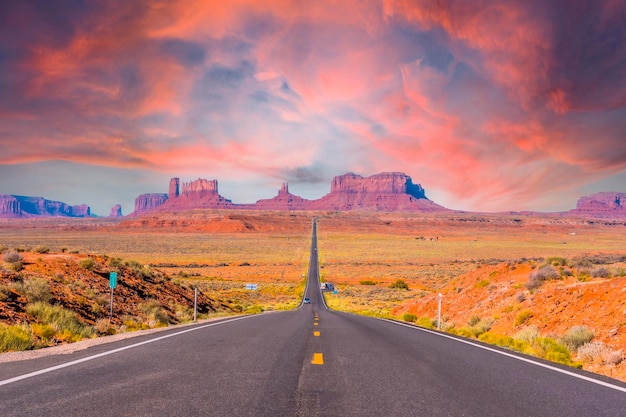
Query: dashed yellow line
[[314, 331, 320, 337], [313, 322, 318, 326], [311, 353, 324, 365]]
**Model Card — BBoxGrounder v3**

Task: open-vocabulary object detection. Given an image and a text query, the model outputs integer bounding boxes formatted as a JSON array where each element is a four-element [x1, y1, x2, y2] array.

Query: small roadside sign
[[109, 272, 117, 289], [245, 283, 257, 290]]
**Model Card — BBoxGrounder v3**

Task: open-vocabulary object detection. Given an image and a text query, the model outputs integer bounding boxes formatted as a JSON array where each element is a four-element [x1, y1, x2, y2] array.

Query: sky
[[0, 0, 624, 216]]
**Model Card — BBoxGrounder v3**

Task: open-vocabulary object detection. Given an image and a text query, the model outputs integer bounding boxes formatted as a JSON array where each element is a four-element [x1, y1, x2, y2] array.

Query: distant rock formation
[[109, 204, 123, 218], [131, 178, 233, 215], [131, 172, 446, 215], [312, 172, 443, 212], [571, 192, 626, 217], [252, 183, 313, 210], [168, 178, 180, 199], [0, 195, 91, 218], [134, 193, 168, 214]]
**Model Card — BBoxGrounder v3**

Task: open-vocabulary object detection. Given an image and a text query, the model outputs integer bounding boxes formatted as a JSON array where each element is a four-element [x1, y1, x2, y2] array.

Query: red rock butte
[[130, 172, 447, 215]]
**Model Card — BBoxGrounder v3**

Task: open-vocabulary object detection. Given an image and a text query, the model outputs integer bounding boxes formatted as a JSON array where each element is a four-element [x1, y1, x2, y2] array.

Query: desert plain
[[1, 210, 625, 382]]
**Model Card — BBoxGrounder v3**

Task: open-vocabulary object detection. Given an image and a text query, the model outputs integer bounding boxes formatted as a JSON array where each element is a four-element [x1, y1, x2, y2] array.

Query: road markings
[[311, 353, 324, 365], [313, 322, 318, 326], [314, 331, 320, 337], [0, 315, 256, 387], [385, 319, 626, 394]]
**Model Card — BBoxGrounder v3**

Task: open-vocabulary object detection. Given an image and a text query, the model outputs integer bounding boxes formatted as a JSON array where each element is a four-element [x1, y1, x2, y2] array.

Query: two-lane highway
[[1, 219, 625, 416]]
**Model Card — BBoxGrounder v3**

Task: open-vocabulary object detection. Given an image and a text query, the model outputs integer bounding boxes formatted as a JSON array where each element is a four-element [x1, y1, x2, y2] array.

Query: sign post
[[437, 293, 443, 330], [109, 272, 117, 321], [245, 283, 257, 305]]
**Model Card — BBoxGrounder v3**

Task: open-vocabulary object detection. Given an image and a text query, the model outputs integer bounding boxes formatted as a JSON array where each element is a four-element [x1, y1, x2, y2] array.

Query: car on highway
[[303, 297, 311, 304]]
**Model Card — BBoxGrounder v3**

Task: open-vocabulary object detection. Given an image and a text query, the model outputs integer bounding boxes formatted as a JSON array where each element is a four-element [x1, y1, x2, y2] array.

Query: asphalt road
[[1, 219, 625, 416]]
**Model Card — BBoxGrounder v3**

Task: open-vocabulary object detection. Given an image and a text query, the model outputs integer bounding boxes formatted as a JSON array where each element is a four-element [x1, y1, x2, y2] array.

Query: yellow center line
[[314, 331, 320, 337], [311, 353, 324, 365], [313, 322, 318, 326]]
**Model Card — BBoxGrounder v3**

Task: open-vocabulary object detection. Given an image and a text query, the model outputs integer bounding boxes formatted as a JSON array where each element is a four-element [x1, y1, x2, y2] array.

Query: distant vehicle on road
[[303, 297, 311, 304], [320, 283, 334, 291]]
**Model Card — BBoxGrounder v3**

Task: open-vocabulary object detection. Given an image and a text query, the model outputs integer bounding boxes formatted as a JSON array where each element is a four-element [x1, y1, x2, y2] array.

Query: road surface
[[1, 219, 625, 416]]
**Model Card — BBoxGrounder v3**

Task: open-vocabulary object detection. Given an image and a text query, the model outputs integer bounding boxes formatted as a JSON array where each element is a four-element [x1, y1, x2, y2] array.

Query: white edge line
[[0, 315, 254, 387], [382, 318, 626, 394]]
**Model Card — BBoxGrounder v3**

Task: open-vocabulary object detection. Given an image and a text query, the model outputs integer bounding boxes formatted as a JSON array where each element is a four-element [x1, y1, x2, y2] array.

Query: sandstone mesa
[[1, 172, 625, 218]]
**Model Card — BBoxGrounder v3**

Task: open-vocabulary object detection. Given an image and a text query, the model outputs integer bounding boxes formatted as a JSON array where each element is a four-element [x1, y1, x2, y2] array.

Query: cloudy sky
[[1, 0, 624, 216]]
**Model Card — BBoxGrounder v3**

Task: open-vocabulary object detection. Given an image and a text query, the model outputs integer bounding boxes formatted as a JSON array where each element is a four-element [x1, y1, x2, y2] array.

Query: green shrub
[[359, 280, 376, 285], [16, 278, 52, 303], [79, 258, 96, 271], [0, 324, 32, 352], [33, 246, 50, 254], [389, 279, 409, 290], [475, 280, 490, 289], [402, 313, 417, 323], [514, 310, 533, 326], [471, 318, 494, 337], [138, 299, 171, 326], [31, 323, 55, 342], [26, 302, 95, 341], [416, 317, 434, 329], [124, 260, 154, 279], [8, 261, 23, 272], [534, 337, 574, 365], [468, 315, 481, 327], [546, 257, 568, 267], [479, 332, 515, 348], [560, 326, 594, 351]]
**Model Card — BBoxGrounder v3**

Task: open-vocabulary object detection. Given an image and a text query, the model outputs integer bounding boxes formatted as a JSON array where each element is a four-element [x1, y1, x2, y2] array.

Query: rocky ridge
[[0, 195, 90, 218]]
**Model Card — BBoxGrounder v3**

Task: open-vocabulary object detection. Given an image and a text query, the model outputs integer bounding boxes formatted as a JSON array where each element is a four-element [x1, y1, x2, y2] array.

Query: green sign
[[109, 272, 117, 289]]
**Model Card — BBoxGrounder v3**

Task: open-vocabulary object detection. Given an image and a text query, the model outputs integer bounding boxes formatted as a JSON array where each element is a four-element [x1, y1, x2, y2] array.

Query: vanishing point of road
[[1, 219, 625, 416]]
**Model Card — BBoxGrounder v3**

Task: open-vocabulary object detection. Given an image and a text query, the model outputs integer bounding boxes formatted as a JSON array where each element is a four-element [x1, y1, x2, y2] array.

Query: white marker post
[[193, 287, 198, 322], [437, 293, 443, 330]]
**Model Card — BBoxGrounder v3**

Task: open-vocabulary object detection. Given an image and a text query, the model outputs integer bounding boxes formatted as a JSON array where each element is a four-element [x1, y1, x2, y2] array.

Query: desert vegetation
[[1, 211, 625, 382]]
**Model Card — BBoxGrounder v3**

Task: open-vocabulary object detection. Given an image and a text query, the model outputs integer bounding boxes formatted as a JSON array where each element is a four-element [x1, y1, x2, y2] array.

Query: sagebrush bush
[[514, 326, 539, 344], [526, 265, 559, 289], [578, 342, 624, 365], [560, 326, 594, 351], [590, 267, 611, 279], [359, 280, 376, 285], [0, 324, 32, 352], [15, 278, 52, 303], [2, 250, 23, 263]]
